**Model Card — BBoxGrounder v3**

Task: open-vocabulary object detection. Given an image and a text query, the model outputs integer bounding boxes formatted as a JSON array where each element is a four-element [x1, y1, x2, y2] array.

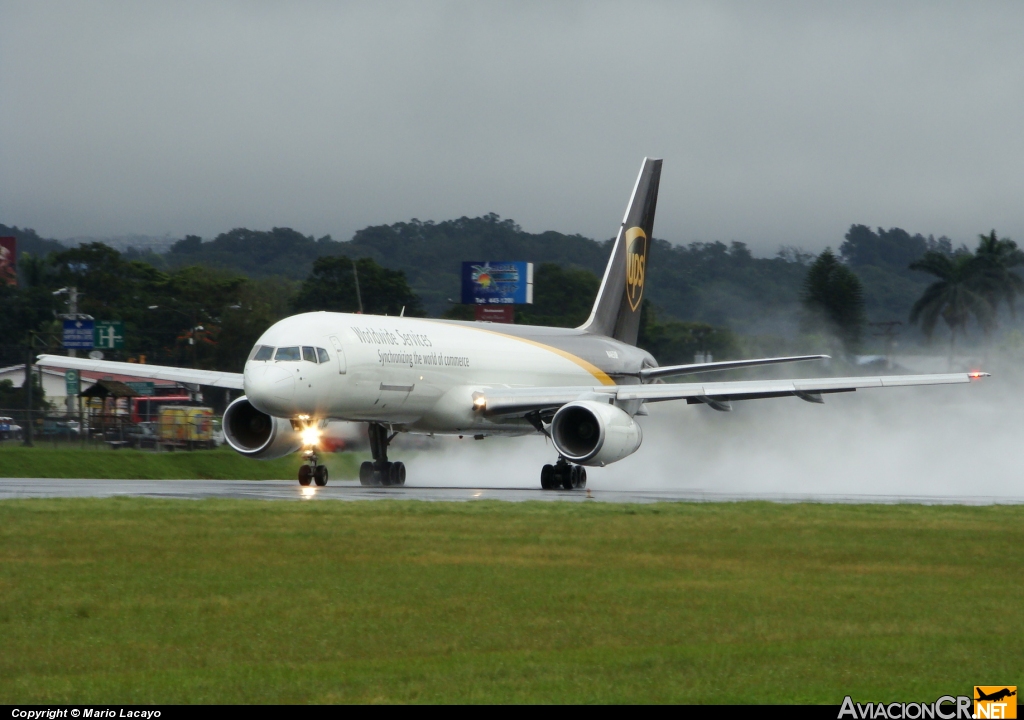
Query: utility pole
[[58, 286, 84, 414], [67, 286, 79, 357], [869, 321, 903, 370], [23, 339, 34, 447], [352, 259, 364, 314]]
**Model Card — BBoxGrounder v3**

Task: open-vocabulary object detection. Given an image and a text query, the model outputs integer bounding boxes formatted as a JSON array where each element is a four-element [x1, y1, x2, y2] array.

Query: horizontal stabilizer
[[36, 354, 244, 390], [639, 355, 830, 381]]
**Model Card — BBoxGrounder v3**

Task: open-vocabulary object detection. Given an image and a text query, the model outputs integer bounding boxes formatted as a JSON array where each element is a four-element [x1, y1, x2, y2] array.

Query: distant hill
[[158, 214, 819, 326], [3, 216, 960, 338], [162, 215, 613, 317], [64, 234, 179, 253], [0, 224, 65, 260]]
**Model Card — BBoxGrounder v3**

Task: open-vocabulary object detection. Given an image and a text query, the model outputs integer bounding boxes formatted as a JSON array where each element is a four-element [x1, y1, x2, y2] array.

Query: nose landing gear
[[359, 422, 406, 487], [540, 458, 586, 490], [298, 448, 329, 487]]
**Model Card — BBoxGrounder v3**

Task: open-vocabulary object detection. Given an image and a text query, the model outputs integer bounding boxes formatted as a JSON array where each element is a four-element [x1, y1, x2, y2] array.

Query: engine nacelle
[[223, 396, 302, 460], [550, 400, 643, 467]]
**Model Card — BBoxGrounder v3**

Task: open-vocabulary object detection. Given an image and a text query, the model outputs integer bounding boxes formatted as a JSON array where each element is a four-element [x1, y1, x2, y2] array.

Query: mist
[[408, 361, 1022, 501]]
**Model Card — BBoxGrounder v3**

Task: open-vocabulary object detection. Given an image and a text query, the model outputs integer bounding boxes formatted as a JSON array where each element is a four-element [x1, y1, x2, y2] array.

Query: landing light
[[969, 371, 988, 379], [473, 396, 486, 410], [301, 426, 321, 447]]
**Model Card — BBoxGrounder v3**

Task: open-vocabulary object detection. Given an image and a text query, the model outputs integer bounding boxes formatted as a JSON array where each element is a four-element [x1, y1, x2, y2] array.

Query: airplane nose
[[264, 365, 296, 400], [244, 364, 296, 415]]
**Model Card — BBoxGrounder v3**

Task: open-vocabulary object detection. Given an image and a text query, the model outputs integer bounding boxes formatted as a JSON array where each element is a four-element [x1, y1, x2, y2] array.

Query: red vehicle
[[131, 395, 194, 424]]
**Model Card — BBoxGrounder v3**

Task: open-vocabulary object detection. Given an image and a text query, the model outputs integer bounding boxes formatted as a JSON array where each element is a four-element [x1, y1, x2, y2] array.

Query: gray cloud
[[2, 1, 1023, 253]]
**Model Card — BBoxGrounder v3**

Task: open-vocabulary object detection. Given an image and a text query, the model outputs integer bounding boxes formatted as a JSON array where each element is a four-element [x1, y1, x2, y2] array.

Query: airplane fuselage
[[243, 312, 654, 435]]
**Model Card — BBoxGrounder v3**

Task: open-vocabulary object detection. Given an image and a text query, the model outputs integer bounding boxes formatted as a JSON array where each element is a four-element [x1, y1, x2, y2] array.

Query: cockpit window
[[275, 346, 301, 361], [316, 347, 330, 363], [252, 345, 274, 361], [302, 346, 318, 363]]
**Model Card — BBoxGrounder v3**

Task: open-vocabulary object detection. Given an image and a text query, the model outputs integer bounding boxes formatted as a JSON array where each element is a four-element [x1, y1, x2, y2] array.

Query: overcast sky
[[1, 1, 1022, 254]]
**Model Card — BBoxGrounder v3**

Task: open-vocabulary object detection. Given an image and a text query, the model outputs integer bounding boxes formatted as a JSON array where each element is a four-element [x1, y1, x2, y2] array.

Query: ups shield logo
[[625, 226, 647, 312]]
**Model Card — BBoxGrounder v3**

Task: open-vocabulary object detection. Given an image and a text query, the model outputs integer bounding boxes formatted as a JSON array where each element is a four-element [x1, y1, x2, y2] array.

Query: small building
[[0, 364, 96, 409]]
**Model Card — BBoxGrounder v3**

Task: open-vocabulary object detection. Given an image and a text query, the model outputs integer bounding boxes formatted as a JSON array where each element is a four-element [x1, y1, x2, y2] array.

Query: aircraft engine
[[550, 400, 643, 467], [222, 396, 301, 460]]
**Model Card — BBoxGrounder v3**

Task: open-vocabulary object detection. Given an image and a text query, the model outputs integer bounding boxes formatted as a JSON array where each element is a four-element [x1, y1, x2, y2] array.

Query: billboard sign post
[[62, 319, 95, 349], [461, 261, 533, 306], [474, 305, 515, 323], [0, 237, 15, 286]]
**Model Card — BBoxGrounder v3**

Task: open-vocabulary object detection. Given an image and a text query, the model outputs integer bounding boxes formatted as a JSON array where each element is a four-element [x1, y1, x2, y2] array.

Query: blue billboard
[[62, 319, 95, 349], [461, 261, 534, 305]]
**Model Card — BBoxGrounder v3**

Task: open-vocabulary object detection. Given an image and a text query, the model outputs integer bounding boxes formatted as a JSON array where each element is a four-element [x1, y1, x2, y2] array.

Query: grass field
[[0, 444, 360, 480], [0, 499, 1020, 704]]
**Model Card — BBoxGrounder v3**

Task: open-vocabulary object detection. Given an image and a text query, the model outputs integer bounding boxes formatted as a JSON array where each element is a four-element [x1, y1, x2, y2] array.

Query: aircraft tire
[[298, 465, 313, 486], [577, 467, 587, 489], [314, 465, 328, 487], [560, 466, 573, 490], [540, 464, 554, 490], [359, 462, 375, 486], [379, 462, 393, 487], [391, 462, 406, 486]]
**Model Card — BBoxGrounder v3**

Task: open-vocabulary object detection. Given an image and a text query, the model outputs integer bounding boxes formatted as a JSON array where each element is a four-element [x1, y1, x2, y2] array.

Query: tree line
[[802, 230, 1024, 356], [2, 218, 1020, 380]]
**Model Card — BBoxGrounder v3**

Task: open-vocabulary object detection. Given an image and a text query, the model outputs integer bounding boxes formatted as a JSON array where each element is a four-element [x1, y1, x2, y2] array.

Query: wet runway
[[1, 478, 1021, 505]]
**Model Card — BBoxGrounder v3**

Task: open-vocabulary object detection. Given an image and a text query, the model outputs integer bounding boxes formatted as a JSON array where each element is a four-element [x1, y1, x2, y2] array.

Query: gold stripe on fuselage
[[430, 321, 616, 386]]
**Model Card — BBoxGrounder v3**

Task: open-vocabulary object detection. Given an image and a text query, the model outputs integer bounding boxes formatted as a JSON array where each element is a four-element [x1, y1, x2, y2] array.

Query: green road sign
[[126, 381, 155, 396], [93, 321, 125, 349], [65, 369, 80, 396]]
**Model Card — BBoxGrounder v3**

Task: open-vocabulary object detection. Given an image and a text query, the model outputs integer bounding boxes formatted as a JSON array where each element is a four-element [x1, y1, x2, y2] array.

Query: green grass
[[0, 499, 1020, 703], [0, 444, 359, 480]]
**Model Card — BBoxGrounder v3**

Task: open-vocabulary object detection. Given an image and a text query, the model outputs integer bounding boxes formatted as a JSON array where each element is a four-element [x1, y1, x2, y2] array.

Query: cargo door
[[328, 335, 347, 374]]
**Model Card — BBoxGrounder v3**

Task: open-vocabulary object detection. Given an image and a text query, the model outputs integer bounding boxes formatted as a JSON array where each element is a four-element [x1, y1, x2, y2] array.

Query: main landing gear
[[359, 422, 406, 487], [298, 448, 329, 487], [540, 458, 587, 490]]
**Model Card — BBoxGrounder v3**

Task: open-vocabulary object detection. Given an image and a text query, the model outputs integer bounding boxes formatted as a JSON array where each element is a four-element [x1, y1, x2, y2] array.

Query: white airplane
[[38, 159, 988, 489]]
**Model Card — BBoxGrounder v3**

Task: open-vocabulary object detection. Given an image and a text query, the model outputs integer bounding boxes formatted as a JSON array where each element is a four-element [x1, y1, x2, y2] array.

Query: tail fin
[[579, 157, 662, 344]]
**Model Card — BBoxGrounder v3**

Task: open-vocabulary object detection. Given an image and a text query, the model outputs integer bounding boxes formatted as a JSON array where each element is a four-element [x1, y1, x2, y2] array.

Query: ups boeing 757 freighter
[[38, 159, 988, 489]]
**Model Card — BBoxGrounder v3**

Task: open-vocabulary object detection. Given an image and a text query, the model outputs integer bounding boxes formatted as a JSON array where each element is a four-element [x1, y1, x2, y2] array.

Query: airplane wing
[[479, 372, 988, 417], [35, 354, 244, 390], [638, 354, 830, 380]]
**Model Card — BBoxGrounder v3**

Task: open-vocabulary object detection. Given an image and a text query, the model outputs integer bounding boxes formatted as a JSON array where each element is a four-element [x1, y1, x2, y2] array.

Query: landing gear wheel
[[359, 461, 375, 486], [298, 465, 313, 486], [390, 461, 406, 486], [540, 464, 554, 490], [379, 462, 393, 486], [314, 465, 328, 487], [577, 466, 587, 489], [563, 465, 577, 490]]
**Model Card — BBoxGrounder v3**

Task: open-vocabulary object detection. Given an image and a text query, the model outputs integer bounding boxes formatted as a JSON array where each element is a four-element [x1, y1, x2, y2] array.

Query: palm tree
[[908, 251, 992, 361], [973, 230, 1024, 319]]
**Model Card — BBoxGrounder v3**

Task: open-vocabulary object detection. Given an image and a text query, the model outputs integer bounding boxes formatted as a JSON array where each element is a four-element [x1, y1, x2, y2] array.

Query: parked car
[[211, 417, 225, 447], [0, 416, 23, 440], [42, 419, 81, 439], [126, 422, 159, 449]]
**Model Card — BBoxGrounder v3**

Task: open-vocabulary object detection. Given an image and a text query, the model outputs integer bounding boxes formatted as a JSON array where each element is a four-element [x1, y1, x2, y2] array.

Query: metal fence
[[0, 407, 222, 451]]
